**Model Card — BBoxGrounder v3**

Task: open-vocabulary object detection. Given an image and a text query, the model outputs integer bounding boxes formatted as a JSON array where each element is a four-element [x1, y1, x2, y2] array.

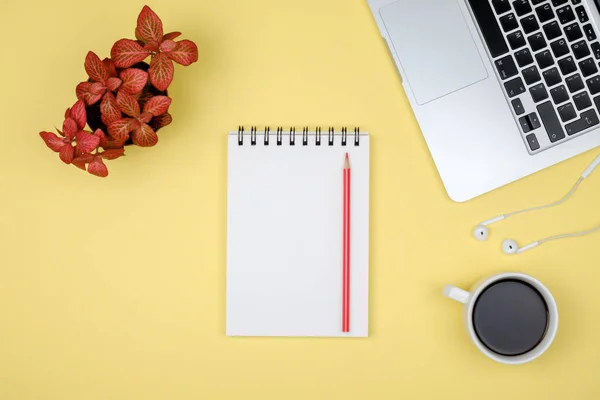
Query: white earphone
[[473, 154, 600, 255]]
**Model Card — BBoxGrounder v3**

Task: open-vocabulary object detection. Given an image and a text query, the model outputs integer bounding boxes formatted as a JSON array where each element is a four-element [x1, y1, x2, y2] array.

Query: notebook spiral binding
[[237, 126, 361, 146]]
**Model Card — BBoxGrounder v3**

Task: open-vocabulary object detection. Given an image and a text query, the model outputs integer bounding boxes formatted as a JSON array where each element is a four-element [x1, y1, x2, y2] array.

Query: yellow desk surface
[[1, 0, 599, 398]]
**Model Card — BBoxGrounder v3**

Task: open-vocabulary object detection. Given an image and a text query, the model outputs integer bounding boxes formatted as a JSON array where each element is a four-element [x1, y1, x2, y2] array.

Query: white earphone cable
[[503, 177, 584, 219], [538, 224, 600, 245]]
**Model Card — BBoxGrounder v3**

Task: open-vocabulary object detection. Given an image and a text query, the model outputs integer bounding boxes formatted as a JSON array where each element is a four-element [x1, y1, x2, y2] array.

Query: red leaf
[[143, 95, 171, 116], [76, 82, 103, 105], [40, 131, 64, 152], [103, 139, 126, 149], [108, 119, 133, 141], [149, 53, 174, 91], [159, 39, 176, 53], [70, 100, 87, 130], [72, 153, 95, 164], [100, 92, 122, 125], [163, 32, 181, 41], [64, 107, 71, 119], [103, 58, 118, 77], [111, 39, 150, 68], [149, 113, 172, 130], [119, 68, 148, 95], [88, 158, 109, 177], [100, 148, 125, 160], [144, 41, 160, 52], [62, 118, 78, 139], [59, 143, 74, 164], [131, 123, 158, 147], [116, 91, 141, 117], [85, 51, 109, 83], [137, 5, 164, 43], [93, 128, 108, 147], [168, 40, 198, 66], [76, 131, 100, 154], [106, 77, 122, 91], [135, 27, 146, 43], [89, 82, 106, 96], [139, 112, 152, 123], [130, 119, 142, 131], [72, 160, 87, 171]]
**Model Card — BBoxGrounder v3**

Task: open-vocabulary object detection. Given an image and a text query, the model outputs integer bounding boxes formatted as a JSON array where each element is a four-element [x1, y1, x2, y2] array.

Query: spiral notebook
[[226, 127, 370, 337]]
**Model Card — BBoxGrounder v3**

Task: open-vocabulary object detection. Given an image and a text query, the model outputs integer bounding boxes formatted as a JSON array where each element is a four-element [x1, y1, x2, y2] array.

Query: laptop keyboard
[[468, 0, 600, 153]]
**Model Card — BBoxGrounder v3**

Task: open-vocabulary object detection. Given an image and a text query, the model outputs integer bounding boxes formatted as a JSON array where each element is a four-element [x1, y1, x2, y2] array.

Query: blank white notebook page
[[226, 130, 369, 337]]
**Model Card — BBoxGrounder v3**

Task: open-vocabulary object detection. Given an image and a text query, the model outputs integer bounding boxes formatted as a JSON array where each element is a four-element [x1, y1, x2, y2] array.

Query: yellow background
[[1, 0, 599, 398]]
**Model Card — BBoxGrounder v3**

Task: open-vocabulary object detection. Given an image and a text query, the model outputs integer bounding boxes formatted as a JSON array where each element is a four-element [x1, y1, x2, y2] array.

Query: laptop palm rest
[[380, 0, 488, 105]]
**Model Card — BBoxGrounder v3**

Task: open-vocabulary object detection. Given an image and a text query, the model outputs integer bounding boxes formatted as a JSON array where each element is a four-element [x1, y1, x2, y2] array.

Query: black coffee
[[472, 280, 548, 356]]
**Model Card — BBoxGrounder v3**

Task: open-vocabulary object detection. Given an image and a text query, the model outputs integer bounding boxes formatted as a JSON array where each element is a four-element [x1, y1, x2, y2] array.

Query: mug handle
[[443, 285, 471, 304]]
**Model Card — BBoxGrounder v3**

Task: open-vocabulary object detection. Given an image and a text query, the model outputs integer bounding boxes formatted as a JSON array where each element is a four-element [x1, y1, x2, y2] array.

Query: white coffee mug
[[443, 272, 558, 365]]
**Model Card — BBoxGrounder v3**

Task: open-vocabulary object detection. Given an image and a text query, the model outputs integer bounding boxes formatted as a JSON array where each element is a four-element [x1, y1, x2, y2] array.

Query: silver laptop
[[367, 0, 600, 201]]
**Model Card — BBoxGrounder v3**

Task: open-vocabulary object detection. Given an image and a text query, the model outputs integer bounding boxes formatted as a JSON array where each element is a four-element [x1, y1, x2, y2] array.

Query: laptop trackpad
[[380, 0, 488, 105]]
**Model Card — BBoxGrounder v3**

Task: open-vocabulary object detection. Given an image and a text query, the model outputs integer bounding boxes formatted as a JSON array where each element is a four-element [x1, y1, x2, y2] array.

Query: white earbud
[[472, 216, 505, 241], [502, 239, 540, 255], [473, 225, 489, 241], [473, 154, 600, 254]]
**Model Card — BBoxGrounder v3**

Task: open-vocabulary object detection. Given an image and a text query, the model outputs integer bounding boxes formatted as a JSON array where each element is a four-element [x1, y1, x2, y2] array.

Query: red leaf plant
[[39, 5, 198, 177]]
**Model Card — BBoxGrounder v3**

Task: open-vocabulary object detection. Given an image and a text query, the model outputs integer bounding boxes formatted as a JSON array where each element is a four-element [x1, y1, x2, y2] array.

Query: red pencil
[[342, 153, 351, 333]]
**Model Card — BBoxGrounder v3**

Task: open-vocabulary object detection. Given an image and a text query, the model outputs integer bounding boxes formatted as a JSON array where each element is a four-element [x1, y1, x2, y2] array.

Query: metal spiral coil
[[237, 126, 361, 146]]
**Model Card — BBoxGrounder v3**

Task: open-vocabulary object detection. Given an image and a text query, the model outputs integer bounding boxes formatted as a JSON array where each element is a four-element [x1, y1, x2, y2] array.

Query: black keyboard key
[[557, 6, 576, 24], [536, 3, 555, 22], [536, 50, 554, 69], [518, 112, 541, 132], [505, 77, 527, 97], [492, 0, 512, 14], [575, 5, 588, 23], [558, 103, 577, 121], [468, 0, 510, 57], [529, 112, 542, 129], [537, 101, 566, 141], [508, 31, 527, 49], [572, 40, 591, 59], [552, 0, 568, 5], [593, 95, 600, 113], [579, 57, 598, 76], [573, 91, 592, 109], [500, 13, 520, 32], [572, 0, 582, 4], [558, 56, 577, 74], [565, 109, 599, 135], [543, 21, 562, 40], [566, 73, 584, 92], [583, 24, 597, 41], [518, 115, 532, 132], [586, 75, 600, 94], [515, 48, 534, 66], [521, 15, 540, 34], [550, 84, 569, 103], [592, 42, 600, 59], [543, 67, 562, 86], [526, 133, 541, 151], [564, 23, 583, 42], [532, 0, 544, 3], [495, 55, 519, 79], [523, 65, 542, 84], [513, 0, 533, 16], [528, 32, 547, 51], [551, 38, 570, 57], [530, 83, 549, 101], [512, 98, 526, 115]]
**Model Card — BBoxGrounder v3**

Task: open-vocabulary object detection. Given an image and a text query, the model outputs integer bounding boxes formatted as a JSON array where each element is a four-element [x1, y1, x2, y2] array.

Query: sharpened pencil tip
[[344, 153, 350, 169]]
